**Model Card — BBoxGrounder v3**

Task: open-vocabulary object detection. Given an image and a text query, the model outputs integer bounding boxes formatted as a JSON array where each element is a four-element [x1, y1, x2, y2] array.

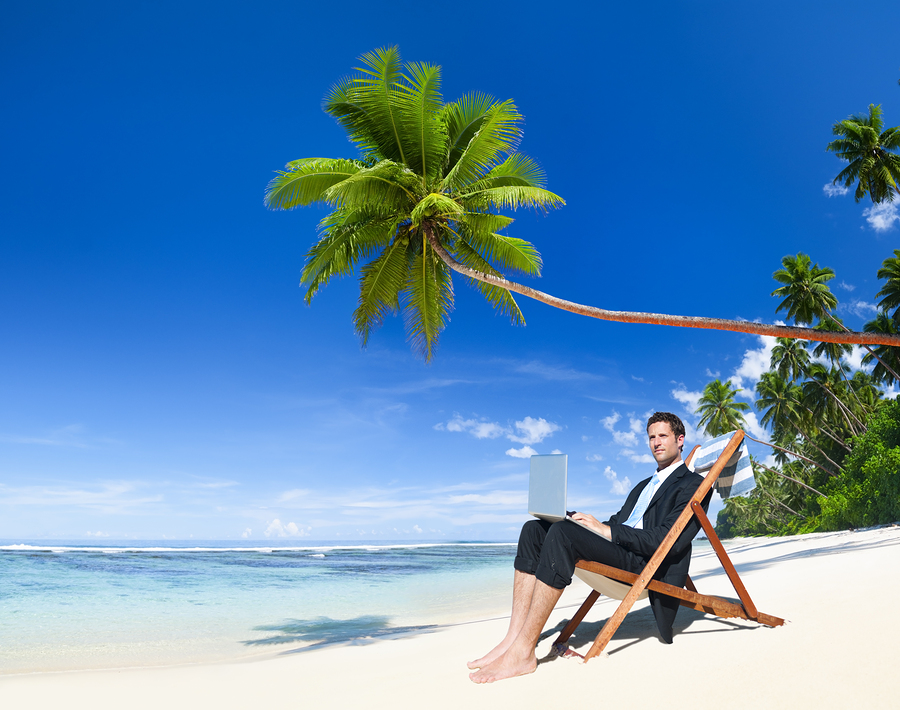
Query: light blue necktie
[[623, 473, 659, 528]]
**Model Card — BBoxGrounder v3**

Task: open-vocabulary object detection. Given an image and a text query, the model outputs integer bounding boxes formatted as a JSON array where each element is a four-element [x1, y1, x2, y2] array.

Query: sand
[[2, 526, 898, 709]]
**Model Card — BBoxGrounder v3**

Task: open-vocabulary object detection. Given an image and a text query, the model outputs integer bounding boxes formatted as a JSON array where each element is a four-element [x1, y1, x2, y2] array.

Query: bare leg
[[469, 580, 564, 684], [467, 570, 535, 669]]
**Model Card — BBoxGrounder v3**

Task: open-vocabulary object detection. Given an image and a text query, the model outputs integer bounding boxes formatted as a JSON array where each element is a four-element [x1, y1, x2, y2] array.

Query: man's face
[[647, 421, 684, 470]]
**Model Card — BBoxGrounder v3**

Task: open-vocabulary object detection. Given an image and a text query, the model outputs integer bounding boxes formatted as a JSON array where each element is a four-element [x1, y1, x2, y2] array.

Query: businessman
[[468, 411, 708, 683]]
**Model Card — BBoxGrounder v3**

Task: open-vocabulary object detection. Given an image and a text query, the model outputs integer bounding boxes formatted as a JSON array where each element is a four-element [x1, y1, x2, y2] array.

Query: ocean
[[0, 540, 518, 674]]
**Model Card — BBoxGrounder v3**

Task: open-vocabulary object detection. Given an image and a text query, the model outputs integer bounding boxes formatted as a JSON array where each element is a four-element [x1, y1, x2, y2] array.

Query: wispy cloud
[[863, 201, 899, 232], [436, 413, 560, 459], [837, 299, 879, 318], [0, 481, 163, 513], [603, 465, 631, 495], [836, 280, 855, 292], [823, 183, 849, 197], [0, 424, 118, 449], [435, 414, 507, 439], [510, 360, 605, 382]]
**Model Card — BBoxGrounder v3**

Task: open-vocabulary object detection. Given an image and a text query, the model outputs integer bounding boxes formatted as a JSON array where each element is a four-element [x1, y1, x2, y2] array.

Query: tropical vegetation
[[705, 250, 900, 537]]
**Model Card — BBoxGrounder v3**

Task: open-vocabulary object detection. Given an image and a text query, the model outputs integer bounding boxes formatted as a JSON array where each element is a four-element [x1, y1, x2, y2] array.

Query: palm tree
[[264, 47, 561, 359], [772, 253, 900, 382], [696, 379, 750, 437], [875, 249, 900, 325], [267, 48, 900, 358], [755, 372, 842, 476], [770, 337, 812, 383], [862, 313, 900, 385], [771, 253, 837, 325], [826, 104, 900, 204]]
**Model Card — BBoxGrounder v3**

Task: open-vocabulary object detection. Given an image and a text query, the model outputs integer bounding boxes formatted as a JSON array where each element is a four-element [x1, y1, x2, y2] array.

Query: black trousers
[[514, 519, 645, 590]]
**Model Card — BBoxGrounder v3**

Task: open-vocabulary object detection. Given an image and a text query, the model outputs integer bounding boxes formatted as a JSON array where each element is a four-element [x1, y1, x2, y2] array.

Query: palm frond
[[464, 153, 547, 191], [458, 228, 542, 275], [441, 100, 522, 190], [460, 185, 565, 212], [324, 47, 408, 164], [323, 160, 420, 210], [451, 238, 525, 325], [301, 210, 399, 303], [265, 159, 363, 210], [440, 93, 496, 173], [353, 240, 410, 346], [410, 192, 464, 226], [394, 61, 447, 179], [456, 212, 514, 237], [402, 237, 453, 360]]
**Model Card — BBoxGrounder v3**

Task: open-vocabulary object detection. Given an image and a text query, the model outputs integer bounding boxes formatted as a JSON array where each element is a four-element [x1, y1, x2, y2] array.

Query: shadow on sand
[[241, 615, 440, 654], [536, 600, 761, 666]]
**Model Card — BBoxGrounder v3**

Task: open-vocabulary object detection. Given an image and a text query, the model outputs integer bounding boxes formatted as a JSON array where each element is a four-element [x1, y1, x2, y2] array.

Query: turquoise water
[[0, 541, 517, 674]]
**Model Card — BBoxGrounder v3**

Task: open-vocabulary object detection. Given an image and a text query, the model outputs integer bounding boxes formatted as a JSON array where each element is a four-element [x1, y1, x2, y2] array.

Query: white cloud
[[603, 466, 632, 496], [863, 201, 899, 232], [412, 524, 422, 533], [844, 345, 872, 373], [241, 528, 252, 538], [671, 387, 702, 414], [505, 445, 538, 458], [837, 299, 879, 318], [85, 531, 109, 537], [622, 449, 655, 464], [508, 416, 560, 445], [437, 414, 508, 439], [586, 453, 603, 462], [837, 280, 855, 292], [823, 183, 849, 197], [742, 412, 769, 442], [601, 412, 621, 431], [264, 519, 310, 538], [729, 335, 776, 396]]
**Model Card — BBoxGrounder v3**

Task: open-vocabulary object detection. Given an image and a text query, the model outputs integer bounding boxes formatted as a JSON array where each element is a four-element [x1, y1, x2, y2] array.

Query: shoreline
[[2, 526, 898, 708]]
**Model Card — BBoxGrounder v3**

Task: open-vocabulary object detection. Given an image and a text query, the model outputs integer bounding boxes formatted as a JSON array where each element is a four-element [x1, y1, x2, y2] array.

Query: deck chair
[[553, 429, 783, 662]]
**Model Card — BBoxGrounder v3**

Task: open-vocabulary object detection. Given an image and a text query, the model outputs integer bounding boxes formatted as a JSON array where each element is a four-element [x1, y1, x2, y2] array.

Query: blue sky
[[2, 1, 899, 541]]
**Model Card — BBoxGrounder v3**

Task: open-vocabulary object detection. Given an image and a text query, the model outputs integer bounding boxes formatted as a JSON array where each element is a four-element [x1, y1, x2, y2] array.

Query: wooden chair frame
[[553, 430, 784, 661]]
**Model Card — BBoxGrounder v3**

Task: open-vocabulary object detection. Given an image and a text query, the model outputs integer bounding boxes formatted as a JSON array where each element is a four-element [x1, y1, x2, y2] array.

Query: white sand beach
[[3, 526, 898, 710]]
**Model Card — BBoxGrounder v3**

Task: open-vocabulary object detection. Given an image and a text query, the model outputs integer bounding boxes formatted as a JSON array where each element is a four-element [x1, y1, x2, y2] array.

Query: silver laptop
[[529, 454, 601, 534], [528, 454, 570, 522]]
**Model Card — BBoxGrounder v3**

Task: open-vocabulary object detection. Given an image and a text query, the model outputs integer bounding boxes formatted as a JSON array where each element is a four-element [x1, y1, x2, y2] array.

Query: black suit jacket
[[602, 462, 711, 643]]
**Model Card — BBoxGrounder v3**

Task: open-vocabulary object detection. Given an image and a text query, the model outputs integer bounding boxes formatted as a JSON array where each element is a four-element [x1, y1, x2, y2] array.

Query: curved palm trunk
[[759, 487, 806, 519], [752, 459, 827, 497], [834, 318, 900, 381], [423, 230, 900, 347], [784, 421, 845, 473], [793, 401, 852, 452], [743, 433, 840, 478]]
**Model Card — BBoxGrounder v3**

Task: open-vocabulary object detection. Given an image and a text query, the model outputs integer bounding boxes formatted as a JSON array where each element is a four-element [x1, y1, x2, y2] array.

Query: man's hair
[[646, 412, 685, 439]]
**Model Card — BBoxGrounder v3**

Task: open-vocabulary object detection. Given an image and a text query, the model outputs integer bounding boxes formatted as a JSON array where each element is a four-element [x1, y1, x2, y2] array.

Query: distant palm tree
[[771, 253, 837, 325], [697, 379, 750, 437], [875, 249, 900, 325], [862, 313, 900, 386], [267, 49, 900, 358], [770, 337, 812, 383], [826, 104, 900, 203]]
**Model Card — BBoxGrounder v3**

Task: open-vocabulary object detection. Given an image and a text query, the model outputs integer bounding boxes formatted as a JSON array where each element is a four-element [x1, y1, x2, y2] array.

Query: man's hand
[[569, 513, 611, 541]]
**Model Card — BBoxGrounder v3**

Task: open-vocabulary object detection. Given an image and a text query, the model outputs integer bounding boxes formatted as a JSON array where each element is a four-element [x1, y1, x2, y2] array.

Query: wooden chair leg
[[554, 590, 600, 645]]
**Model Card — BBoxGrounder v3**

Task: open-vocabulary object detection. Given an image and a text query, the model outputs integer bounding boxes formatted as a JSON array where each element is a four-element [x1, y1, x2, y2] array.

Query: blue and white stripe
[[688, 431, 756, 499]]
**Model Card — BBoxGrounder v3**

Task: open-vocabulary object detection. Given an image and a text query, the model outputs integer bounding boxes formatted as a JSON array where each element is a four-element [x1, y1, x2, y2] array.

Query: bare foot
[[466, 638, 514, 670], [468, 649, 537, 684]]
